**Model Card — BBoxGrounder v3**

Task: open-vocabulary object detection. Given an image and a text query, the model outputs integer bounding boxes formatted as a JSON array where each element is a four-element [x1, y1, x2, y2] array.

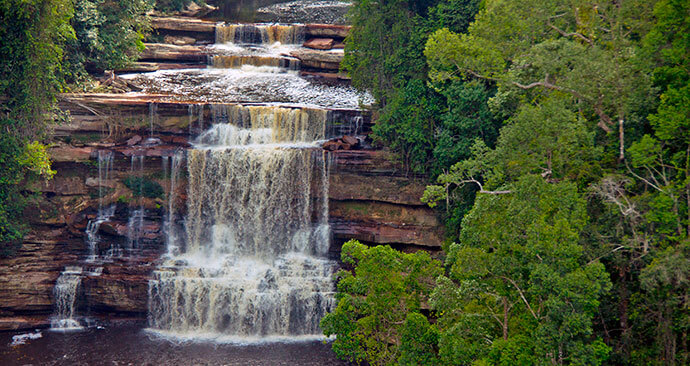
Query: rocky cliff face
[[0, 16, 444, 331]]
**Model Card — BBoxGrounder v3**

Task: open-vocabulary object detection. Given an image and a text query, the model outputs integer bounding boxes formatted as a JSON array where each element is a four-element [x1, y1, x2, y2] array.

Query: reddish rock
[[49, 146, 94, 163], [304, 38, 335, 50], [126, 135, 142, 146], [305, 24, 350, 38], [341, 135, 358, 146], [323, 140, 341, 151]]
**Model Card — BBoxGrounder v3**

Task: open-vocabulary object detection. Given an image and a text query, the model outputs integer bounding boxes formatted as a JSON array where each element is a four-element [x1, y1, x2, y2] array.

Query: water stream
[[148, 104, 335, 340]]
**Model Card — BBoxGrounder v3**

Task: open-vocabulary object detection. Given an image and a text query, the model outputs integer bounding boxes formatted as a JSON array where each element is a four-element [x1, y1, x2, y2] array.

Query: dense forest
[[1, 0, 688, 365], [320, 0, 690, 365]]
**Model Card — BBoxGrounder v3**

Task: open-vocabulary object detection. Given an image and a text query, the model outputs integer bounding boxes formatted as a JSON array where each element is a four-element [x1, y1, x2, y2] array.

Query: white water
[[85, 150, 115, 262], [164, 151, 185, 257], [126, 155, 145, 251], [148, 103, 335, 340], [51, 266, 83, 330]]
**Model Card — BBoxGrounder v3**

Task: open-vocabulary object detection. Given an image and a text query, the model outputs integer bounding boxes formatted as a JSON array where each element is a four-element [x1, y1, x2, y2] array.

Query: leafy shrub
[[123, 176, 163, 198]]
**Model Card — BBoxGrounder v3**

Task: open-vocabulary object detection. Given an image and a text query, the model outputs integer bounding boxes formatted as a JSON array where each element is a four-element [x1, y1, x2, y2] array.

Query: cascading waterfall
[[126, 155, 145, 251], [164, 151, 185, 257], [148, 104, 335, 340], [149, 103, 158, 137], [211, 55, 300, 70], [85, 150, 115, 262], [51, 266, 83, 330], [215, 24, 305, 44]]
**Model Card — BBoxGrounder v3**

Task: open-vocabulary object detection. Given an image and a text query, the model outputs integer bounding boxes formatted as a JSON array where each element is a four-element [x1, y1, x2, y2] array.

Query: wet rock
[[341, 135, 358, 146], [304, 38, 334, 50], [99, 222, 126, 237], [323, 140, 350, 151], [126, 135, 142, 146]]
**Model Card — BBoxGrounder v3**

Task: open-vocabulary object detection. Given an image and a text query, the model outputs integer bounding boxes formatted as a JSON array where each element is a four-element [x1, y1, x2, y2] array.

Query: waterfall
[[148, 105, 335, 340], [149, 103, 158, 137], [126, 155, 145, 251], [207, 104, 328, 143], [51, 266, 83, 330], [165, 151, 185, 257], [215, 24, 305, 45], [85, 150, 115, 262], [211, 55, 300, 70]]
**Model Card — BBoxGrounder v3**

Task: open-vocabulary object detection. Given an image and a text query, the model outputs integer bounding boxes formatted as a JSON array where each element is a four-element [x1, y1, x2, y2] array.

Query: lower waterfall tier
[[148, 253, 336, 338]]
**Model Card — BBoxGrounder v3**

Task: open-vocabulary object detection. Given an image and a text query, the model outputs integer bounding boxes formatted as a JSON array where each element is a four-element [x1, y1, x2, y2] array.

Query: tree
[[432, 176, 611, 365], [64, 0, 152, 82], [0, 0, 74, 136], [425, 0, 657, 161], [321, 240, 442, 365]]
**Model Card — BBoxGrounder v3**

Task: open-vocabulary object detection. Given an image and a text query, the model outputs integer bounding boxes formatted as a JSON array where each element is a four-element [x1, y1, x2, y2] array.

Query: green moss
[[123, 176, 164, 198]]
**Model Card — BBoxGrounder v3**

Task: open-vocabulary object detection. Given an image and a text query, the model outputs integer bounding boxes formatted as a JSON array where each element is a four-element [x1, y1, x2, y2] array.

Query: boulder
[[341, 135, 358, 146], [303, 38, 335, 50], [126, 135, 142, 146]]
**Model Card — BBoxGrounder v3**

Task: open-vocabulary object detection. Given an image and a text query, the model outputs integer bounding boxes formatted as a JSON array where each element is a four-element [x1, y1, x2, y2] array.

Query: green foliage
[[64, 0, 152, 80], [343, 0, 435, 104], [425, 0, 656, 161], [155, 0, 195, 13], [344, 0, 494, 178], [321, 240, 442, 365], [433, 176, 611, 365], [372, 79, 444, 175], [123, 176, 163, 199], [0, 0, 74, 136]]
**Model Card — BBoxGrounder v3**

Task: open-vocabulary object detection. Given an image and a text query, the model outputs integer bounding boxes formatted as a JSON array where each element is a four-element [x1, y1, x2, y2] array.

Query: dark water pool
[[0, 324, 347, 366]]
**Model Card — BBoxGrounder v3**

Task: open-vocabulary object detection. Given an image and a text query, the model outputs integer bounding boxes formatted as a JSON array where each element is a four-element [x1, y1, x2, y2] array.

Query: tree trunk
[[618, 118, 625, 161]]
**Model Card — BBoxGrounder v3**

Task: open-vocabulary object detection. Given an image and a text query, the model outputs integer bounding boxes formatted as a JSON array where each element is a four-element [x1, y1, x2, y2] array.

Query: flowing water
[[50, 267, 84, 331], [148, 103, 336, 341]]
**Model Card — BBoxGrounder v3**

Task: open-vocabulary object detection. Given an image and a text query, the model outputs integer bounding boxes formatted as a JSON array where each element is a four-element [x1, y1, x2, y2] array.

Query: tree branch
[[459, 179, 512, 195], [499, 275, 539, 320], [547, 19, 594, 45]]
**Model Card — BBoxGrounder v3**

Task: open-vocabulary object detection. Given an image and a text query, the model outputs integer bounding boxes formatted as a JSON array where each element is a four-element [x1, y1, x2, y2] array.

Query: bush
[[123, 176, 163, 198]]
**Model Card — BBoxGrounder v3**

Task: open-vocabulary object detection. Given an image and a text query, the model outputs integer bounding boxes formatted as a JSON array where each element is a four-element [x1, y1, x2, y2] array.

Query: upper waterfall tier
[[216, 24, 305, 45]]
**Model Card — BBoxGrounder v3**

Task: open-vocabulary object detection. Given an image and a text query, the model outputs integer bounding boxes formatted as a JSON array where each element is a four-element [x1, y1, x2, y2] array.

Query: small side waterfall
[[126, 155, 145, 251], [164, 151, 185, 257], [148, 105, 335, 340], [51, 266, 83, 330], [86, 150, 115, 262]]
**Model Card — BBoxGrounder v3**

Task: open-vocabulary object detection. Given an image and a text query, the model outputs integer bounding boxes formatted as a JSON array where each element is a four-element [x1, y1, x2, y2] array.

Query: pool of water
[[0, 323, 347, 365]]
